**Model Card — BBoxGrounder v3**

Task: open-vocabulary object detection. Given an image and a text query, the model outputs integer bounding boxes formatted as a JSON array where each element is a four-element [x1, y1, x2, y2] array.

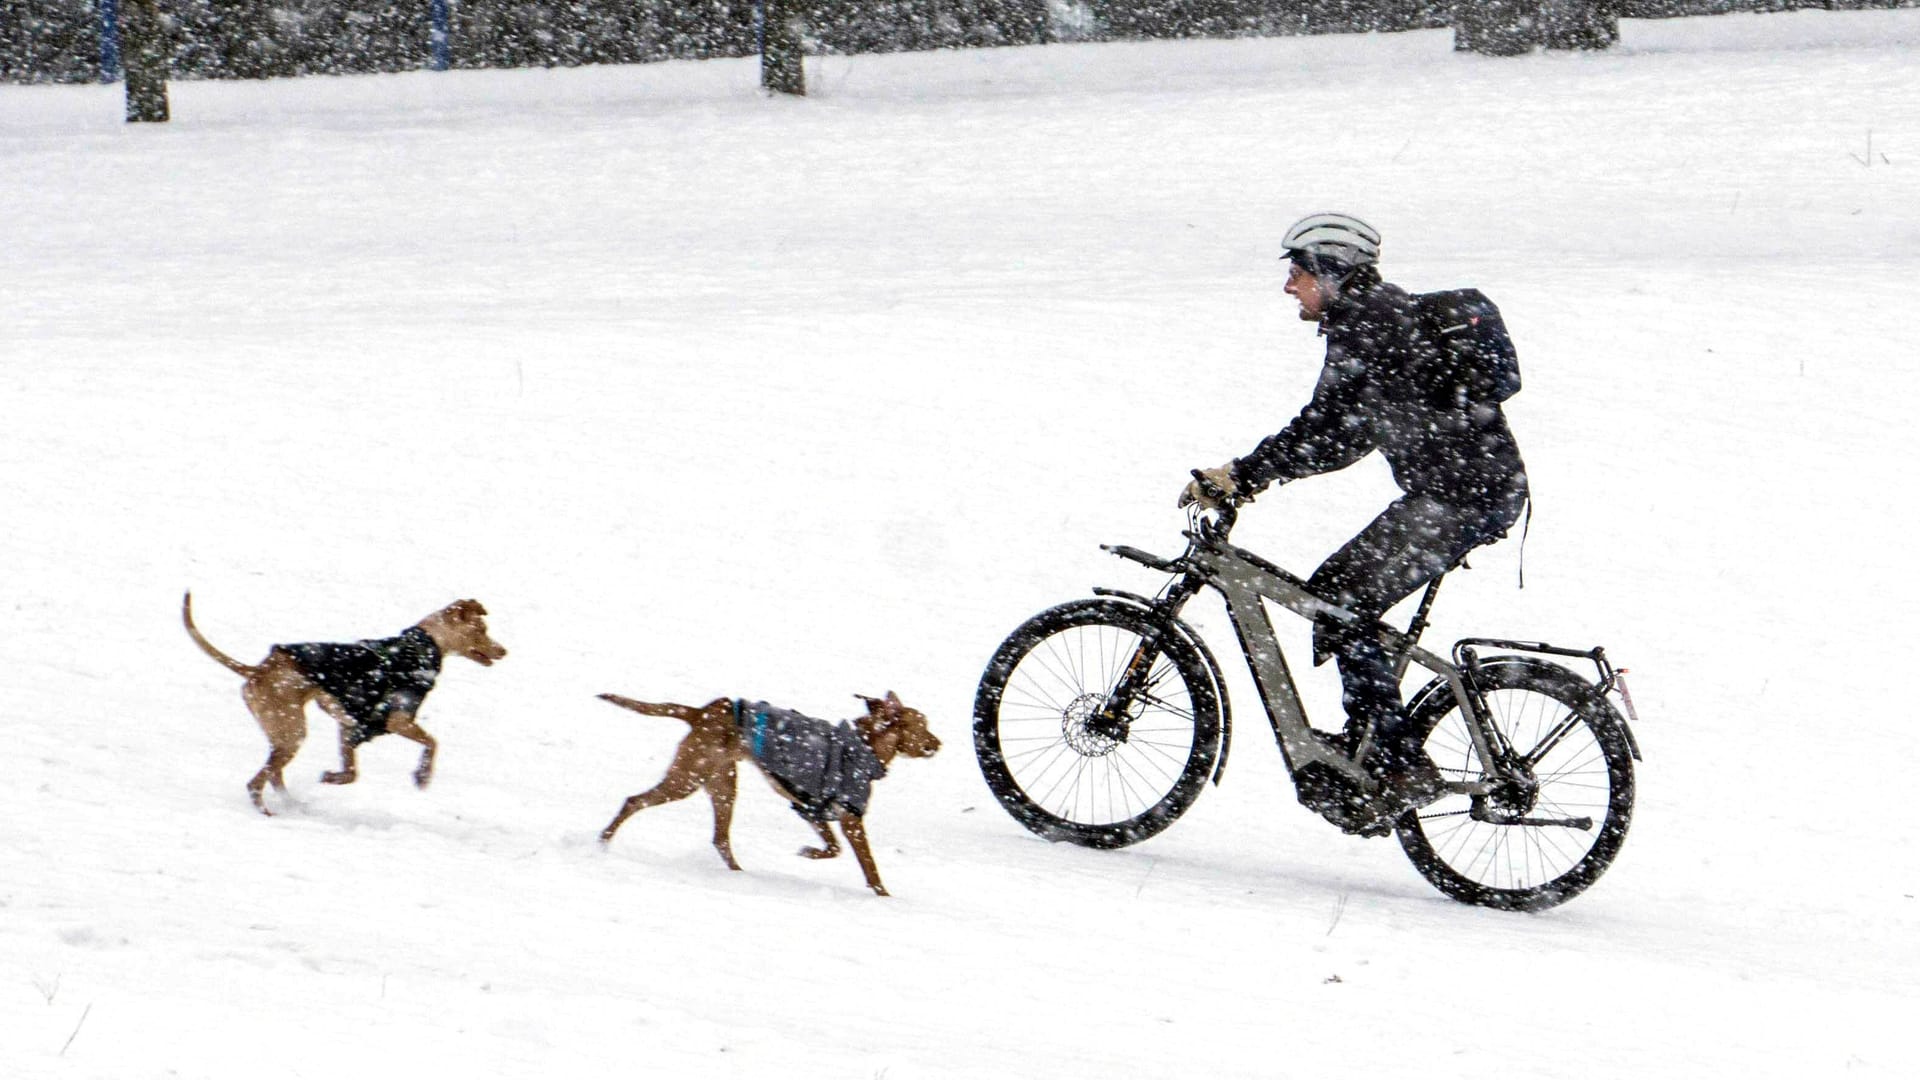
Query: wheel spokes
[[1417, 682, 1618, 893], [995, 621, 1200, 827]]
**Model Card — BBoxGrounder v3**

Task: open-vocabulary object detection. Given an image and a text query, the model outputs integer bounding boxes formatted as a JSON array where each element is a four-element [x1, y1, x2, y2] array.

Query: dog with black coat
[[183, 593, 506, 814]]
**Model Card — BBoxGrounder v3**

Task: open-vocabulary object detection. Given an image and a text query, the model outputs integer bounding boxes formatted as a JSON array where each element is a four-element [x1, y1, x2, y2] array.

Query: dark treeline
[[0, 1, 1050, 81], [3, 0, 1912, 84]]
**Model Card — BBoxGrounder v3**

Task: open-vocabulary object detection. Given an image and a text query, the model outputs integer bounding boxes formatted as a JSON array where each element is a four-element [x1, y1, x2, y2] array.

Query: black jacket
[[276, 627, 442, 746], [1230, 268, 1528, 510]]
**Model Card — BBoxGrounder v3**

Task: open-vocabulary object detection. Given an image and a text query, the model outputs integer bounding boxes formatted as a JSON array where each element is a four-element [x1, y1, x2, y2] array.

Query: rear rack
[[1453, 637, 1616, 686], [1454, 637, 1644, 761]]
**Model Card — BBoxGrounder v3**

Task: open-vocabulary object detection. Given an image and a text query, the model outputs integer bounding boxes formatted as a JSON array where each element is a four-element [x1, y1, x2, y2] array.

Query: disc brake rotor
[[1061, 693, 1123, 757]]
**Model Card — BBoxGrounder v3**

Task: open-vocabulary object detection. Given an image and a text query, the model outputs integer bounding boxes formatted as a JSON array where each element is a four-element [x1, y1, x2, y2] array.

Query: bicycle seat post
[[1406, 574, 1445, 644], [1392, 574, 1446, 679]]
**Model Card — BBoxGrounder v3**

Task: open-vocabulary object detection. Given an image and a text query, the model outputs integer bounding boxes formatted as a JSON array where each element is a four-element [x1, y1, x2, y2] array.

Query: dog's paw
[[798, 845, 839, 860], [319, 770, 357, 786]]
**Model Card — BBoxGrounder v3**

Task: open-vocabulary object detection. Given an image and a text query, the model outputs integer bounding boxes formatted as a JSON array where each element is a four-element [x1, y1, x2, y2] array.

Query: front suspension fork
[[1087, 640, 1161, 742], [1086, 576, 1202, 742]]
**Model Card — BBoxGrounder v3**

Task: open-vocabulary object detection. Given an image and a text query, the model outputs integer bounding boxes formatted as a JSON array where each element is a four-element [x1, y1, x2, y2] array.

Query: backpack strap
[[1517, 495, 1532, 590]]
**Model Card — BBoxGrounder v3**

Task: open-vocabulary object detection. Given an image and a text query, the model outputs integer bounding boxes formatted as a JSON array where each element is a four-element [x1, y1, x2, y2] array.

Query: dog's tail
[[182, 592, 258, 678], [596, 694, 706, 723]]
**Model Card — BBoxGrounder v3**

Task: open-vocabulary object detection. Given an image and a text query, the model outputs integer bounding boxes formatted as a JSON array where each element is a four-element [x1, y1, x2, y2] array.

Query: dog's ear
[[449, 599, 488, 620], [856, 694, 899, 735], [885, 690, 901, 706]]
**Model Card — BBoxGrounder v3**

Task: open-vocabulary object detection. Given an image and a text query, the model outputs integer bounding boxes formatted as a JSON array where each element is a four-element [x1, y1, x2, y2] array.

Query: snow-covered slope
[[4, 10, 1918, 1077]]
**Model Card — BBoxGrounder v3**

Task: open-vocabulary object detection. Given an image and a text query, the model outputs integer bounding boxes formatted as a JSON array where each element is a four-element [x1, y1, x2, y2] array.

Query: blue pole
[[429, 0, 450, 71], [99, 0, 122, 83]]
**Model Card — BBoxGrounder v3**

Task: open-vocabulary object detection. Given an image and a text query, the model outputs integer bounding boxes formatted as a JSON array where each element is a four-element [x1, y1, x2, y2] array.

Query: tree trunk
[[98, 0, 124, 82], [1453, 0, 1539, 57], [120, 0, 169, 123], [1541, 0, 1619, 50], [761, 0, 806, 97]]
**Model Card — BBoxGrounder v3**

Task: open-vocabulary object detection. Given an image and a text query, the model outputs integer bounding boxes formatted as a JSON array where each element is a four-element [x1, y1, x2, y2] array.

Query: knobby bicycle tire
[[973, 599, 1222, 849], [1396, 657, 1635, 911]]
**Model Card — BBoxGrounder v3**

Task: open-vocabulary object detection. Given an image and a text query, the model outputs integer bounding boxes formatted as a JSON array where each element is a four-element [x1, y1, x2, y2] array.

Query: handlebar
[[1105, 472, 1251, 573], [1196, 500, 1238, 538]]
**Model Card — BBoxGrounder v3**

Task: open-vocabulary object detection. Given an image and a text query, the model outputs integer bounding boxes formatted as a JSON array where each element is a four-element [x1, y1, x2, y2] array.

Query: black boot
[[1364, 741, 1448, 818]]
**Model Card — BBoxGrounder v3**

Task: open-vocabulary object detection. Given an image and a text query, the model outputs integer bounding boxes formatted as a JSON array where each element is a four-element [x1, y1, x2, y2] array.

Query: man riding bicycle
[[1180, 212, 1529, 823]]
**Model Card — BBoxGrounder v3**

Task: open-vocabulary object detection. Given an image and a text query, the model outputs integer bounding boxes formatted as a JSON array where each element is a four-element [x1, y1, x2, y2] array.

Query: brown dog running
[[596, 692, 940, 896], [182, 593, 507, 815]]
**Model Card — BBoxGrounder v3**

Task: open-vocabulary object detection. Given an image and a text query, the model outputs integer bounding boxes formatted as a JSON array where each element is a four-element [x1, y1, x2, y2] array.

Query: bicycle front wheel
[[974, 599, 1221, 848], [1397, 658, 1636, 911]]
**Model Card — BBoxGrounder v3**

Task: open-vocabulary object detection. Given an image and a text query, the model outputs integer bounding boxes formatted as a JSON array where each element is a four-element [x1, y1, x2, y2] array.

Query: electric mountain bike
[[973, 490, 1642, 911]]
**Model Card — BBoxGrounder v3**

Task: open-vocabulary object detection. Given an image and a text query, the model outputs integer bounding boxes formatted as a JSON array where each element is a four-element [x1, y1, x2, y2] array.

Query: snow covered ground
[[4, 8, 1919, 1077]]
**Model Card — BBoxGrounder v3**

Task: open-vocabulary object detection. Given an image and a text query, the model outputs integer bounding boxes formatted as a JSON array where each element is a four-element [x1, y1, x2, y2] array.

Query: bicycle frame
[[1102, 510, 1514, 800]]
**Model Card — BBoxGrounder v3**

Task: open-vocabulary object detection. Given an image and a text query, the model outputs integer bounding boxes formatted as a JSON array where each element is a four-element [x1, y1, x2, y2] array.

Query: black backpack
[[1411, 288, 1521, 405]]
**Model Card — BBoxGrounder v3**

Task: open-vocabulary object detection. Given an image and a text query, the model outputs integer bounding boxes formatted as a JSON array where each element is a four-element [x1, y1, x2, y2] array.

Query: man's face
[[1284, 260, 1332, 322]]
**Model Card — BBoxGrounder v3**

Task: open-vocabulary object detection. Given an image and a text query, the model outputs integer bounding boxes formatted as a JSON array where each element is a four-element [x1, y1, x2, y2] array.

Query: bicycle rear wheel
[[974, 599, 1221, 848], [1396, 657, 1635, 911]]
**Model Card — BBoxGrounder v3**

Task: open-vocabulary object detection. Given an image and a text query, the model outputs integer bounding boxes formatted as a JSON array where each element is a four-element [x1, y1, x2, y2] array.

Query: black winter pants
[[1307, 489, 1526, 768]]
